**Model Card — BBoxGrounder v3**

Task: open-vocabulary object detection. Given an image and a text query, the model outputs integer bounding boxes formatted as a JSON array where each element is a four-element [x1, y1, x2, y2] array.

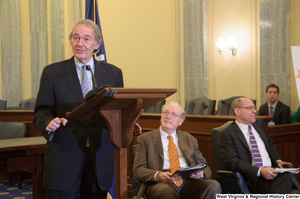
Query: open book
[[272, 167, 300, 174], [171, 163, 207, 179]]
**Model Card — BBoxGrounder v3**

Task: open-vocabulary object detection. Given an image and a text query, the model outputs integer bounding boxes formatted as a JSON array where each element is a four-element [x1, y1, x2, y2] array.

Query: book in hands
[[171, 163, 207, 179], [272, 167, 300, 174]]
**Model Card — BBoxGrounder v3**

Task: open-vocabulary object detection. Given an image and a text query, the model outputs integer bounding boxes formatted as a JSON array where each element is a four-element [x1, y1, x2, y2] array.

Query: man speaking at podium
[[33, 19, 123, 199]]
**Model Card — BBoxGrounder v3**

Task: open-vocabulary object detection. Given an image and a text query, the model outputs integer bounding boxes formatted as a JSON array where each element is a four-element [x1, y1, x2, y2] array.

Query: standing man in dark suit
[[219, 98, 295, 193], [133, 102, 221, 199], [33, 19, 123, 199], [258, 84, 290, 125]]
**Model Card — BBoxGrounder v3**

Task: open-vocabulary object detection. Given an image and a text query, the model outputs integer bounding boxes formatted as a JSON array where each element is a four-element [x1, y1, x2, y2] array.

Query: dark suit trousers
[[248, 172, 293, 194], [46, 147, 107, 199], [147, 179, 221, 199]]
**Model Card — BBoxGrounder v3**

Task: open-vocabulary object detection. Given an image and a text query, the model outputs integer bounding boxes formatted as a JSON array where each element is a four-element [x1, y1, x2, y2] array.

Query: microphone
[[86, 65, 97, 89], [221, 100, 227, 105], [83, 65, 115, 102], [196, 104, 208, 115], [221, 100, 232, 115]]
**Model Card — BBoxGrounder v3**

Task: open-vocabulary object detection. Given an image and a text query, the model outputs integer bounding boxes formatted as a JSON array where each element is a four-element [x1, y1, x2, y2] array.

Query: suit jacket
[[258, 101, 290, 125], [33, 57, 123, 191], [219, 118, 280, 183], [133, 129, 212, 184]]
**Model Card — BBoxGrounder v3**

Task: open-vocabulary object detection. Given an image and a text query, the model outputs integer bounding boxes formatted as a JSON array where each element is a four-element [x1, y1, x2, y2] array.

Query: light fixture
[[216, 38, 226, 57], [216, 36, 238, 57]]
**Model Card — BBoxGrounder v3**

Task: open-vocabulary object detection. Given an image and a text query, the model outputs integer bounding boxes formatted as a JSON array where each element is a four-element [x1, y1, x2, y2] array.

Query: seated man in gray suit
[[258, 84, 290, 125], [220, 98, 295, 193], [133, 102, 221, 199]]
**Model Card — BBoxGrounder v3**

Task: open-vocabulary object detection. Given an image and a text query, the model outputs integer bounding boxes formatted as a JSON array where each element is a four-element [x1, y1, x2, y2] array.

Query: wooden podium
[[66, 88, 177, 199]]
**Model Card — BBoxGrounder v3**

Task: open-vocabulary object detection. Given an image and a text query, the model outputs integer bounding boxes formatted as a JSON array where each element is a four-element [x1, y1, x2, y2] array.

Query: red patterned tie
[[167, 135, 183, 187]]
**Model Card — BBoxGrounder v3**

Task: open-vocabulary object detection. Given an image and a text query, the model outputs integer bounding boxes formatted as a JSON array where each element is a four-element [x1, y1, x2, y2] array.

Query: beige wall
[[97, 0, 178, 103], [207, 0, 260, 106], [1, 0, 300, 110]]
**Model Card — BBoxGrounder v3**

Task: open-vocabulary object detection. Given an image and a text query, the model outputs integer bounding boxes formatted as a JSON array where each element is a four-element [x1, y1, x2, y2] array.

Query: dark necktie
[[248, 125, 263, 167], [167, 135, 183, 187], [269, 106, 274, 121]]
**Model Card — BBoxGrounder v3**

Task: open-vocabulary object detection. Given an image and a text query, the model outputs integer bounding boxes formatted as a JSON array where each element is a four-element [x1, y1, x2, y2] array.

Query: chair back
[[0, 122, 26, 139], [20, 98, 36, 110], [185, 96, 216, 115], [217, 96, 256, 115], [0, 100, 7, 110], [211, 121, 234, 170], [144, 100, 165, 113], [291, 111, 296, 123], [212, 121, 251, 194]]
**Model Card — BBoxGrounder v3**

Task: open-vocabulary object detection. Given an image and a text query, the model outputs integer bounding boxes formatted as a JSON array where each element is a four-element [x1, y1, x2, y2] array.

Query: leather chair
[[19, 98, 36, 110], [185, 96, 216, 115], [217, 95, 256, 115], [0, 122, 27, 188], [211, 121, 251, 193], [212, 121, 300, 193], [144, 100, 165, 113], [291, 111, 296, 123], [0, 100, 7, 110]]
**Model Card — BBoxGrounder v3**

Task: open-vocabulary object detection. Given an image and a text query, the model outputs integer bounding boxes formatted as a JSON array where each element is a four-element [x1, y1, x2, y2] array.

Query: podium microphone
[[84, 65, 100, 101], [196, 104, 208, 115], [86, 65, 97, 89], [221, 100, 230, 108]]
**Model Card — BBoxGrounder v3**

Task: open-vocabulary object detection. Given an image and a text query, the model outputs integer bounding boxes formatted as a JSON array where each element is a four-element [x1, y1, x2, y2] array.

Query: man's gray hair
[[231, 98, 244, 115], [161, 102, 186, 120], [68, 19, 102, 46]]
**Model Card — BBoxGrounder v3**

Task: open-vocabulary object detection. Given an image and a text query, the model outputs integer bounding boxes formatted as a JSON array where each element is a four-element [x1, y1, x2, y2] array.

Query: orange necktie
[[167, 135, 183, 187]]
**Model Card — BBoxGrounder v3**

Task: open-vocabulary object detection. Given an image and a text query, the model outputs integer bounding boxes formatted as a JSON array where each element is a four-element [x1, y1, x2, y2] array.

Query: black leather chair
[[212, 121, 300, 194], [211, 121, 251, 193], [0, 122, 26, 139], [19, 98, 36, 110], [185, 96, 216, 115], [144, 100, 165, 113], [0, 122, 27, 188], [217, 96, 256, 115], [0, 100, 7, 110]]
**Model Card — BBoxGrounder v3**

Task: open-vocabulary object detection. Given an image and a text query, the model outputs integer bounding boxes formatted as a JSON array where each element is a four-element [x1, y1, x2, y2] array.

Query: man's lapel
[[252, 120, 269, 146], [233, 122, 251, 151], [274, 101, 281, 120], [94, 59, 108, 87], [64, 57, 84, 102], [152, 130, 164, 169], [178, 131, 190, 165]]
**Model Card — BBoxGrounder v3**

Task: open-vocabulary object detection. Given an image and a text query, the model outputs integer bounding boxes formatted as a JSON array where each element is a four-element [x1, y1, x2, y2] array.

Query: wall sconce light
[[216, 36, 238, 57]]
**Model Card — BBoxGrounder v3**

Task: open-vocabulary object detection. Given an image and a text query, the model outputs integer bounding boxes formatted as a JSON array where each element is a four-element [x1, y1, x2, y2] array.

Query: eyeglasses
[[162, 110, 181, 118], [237, 106, 257, 111]]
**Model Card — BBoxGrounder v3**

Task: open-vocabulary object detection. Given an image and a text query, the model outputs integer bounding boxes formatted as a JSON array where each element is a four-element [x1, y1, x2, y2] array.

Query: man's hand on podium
[[134, 123, 142, 134]]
